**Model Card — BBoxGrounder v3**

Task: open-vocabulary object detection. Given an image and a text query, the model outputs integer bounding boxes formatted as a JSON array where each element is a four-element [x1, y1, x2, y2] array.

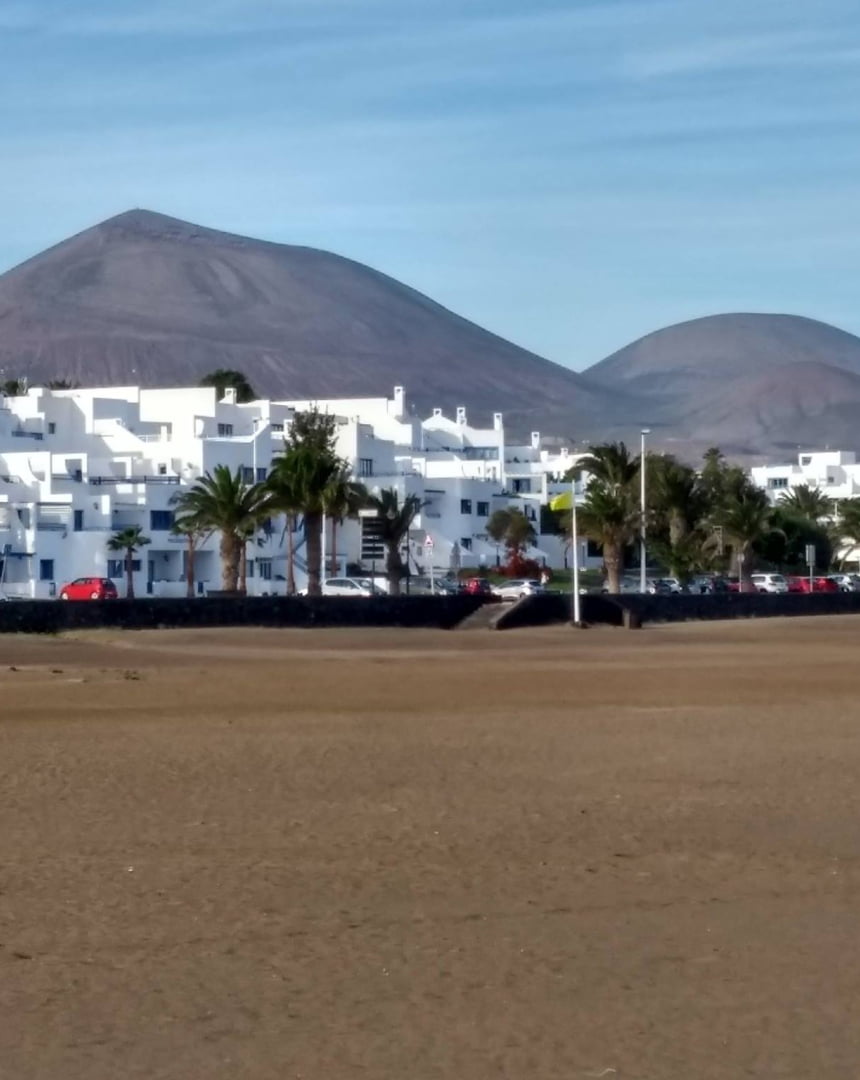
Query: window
[[150, 510, 174, 531], [247, 560, 254, 579], [358, 458, 374, 477], [800, 455, 812, 466], [258, 559, 272, 581], [477, 501, 489, 517], [73, 510, 83, 532], [241, 466, 254, 484], [256, 467, 267, 482], [217, 423, 233, 437], [271, 423, 284, 433], [460, 537, 472, 551], [108, 559, 141, 577], [157, 464, 167, 476], [768, 477, 788, 489], [39, 559, 54, 581], [460, 499, 472, 514], [47, 422, 56, 435], [827, 475, 837, 485]]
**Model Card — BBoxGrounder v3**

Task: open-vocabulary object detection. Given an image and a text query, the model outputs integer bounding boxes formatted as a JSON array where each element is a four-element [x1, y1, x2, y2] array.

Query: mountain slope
[[0, 209, 612, 434]]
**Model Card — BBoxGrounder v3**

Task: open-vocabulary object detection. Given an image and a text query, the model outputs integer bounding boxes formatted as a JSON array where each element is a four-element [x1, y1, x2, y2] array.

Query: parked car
[[58, 577, 118, 601], [828, 574, 860, 593], [462, 577, 493, 596], [492, 579, 546, 601], [787, 575, 839, 594], [690, 574, 730, 594], [660, 577, 685, 594], [317, 577, 382, 597], [750, 572, 789, 594]]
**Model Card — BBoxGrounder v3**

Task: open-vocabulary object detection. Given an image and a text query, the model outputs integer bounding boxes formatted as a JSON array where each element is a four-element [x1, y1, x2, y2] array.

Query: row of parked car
[[612, 572, 860, 596]]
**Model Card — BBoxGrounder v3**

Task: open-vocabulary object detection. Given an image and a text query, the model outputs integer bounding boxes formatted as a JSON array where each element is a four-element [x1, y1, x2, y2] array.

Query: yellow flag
[[549, 491, 573, 511]]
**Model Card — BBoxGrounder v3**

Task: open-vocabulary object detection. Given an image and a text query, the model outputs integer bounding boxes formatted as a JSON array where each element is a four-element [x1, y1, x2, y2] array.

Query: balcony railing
[[89, 475, 180, 485]]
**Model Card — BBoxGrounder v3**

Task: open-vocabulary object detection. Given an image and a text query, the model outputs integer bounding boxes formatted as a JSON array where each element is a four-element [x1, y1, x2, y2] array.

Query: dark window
[[256, 467, 267, 482], [39, 559, 54, 581], [73, 510, 83, 532], [108, 559, 141, 577], [247, 560, 254, 578], [258, 559, 272, 581], [271, 423, 284, 433], [460, 537, 472, 551], [358, 458, 373, 477], [149, 510, 174, 531], [477, 501, 489, 516], [241, 466, 254, 484], [217, 423, 233, 437], [47, 422, 56, 435], [460, 499, 472, 514], [158, 464, 167, 476]]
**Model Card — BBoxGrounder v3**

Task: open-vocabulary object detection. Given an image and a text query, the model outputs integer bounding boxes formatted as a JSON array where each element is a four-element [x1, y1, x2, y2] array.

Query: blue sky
[[2, 0, 859, 368]]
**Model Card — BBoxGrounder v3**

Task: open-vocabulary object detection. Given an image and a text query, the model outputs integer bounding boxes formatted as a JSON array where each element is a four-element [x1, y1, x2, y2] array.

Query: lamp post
[[640, 428, 650, 594], [571, 474, 581, 626]]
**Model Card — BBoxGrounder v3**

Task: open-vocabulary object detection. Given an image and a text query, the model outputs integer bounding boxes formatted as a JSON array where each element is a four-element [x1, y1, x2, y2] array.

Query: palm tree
[[780, 484, 834, 522], [322, 467, 368, 578], [107, 526, 151, 599], [366, 488, 424, 595], [571, 442, 640, 593], [170, 512, 209, 599], [486, 507, 537, 564], [711, 486, 777, 590], [171, 466, 267, 592], [575, 483, 639, 593], [833, 498, 860, 570], [267, 445, 343, 595], [1, 377, 27, 397], [648, 456, 707, 581], [264, 463, 303, 595]]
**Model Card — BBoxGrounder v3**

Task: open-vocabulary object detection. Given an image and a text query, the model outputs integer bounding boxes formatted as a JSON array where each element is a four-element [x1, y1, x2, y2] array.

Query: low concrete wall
[[0, 594, 485, 634], [492, 590, 860, 629]]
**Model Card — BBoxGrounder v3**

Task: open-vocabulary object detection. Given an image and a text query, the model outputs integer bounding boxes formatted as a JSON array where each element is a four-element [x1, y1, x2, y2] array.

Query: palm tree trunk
[[286, 515, 296, 596], [220, 532, 240, 592], [125, 547, 135, 600], [305, 510, 323, 595], [239, 543, 247, 596], [186, 538, 195, 598], [385, 540, 402, 596], [604, 542, 623, 594], [330, 517, 338, 578]]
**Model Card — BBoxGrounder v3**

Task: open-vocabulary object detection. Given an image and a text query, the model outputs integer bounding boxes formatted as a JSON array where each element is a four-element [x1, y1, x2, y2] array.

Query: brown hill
[[0, 209, 616, 436]]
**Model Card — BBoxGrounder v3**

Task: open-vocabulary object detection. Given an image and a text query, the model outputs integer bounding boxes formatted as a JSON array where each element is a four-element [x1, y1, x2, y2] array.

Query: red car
[[463, 577, 493, 596], [787, 575, 838, 594], [59, 577, 119, 601]]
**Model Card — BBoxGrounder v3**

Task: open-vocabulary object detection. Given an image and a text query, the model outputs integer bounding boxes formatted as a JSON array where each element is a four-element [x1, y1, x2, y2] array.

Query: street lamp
[[640, 428, 650, 595]]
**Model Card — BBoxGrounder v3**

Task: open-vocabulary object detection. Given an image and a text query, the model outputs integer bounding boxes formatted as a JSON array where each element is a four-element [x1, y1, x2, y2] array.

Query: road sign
[[805, 544, 816, 566]]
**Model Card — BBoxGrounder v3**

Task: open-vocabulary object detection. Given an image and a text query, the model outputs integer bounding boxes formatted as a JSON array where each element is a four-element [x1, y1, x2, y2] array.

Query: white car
[[298, 577, 383, 597], [829, 574, 860, 593], [492, 579, 546, 601], [750, 573, 789, 594]]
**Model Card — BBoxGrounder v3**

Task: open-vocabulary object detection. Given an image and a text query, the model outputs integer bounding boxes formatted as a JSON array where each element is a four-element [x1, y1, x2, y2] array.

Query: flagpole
[[571, 476, 581, 625]]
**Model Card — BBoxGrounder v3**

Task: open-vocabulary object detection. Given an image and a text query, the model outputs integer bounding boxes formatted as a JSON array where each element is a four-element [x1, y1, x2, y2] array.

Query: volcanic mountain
[[0, 209, 615, 437], [3, 211, 860, 458]]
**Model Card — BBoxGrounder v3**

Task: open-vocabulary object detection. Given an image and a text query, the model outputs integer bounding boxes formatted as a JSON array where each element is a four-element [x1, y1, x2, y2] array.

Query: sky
[[2, 0, 860, 369]]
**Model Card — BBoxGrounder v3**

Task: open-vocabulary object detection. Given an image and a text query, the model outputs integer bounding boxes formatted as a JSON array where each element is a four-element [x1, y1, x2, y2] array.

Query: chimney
[[432, 407, 442, 418], [222, 387, 237, 405], [493, 412, 503, 431], [393, 386, 405, 416], [531, 431, 540, 449], [456, 406, 467, 425]]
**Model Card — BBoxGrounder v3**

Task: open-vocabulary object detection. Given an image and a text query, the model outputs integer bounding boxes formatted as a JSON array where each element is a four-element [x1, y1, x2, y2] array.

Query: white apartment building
[[0, 383, 591, 599], [751, 450, 860, 504]]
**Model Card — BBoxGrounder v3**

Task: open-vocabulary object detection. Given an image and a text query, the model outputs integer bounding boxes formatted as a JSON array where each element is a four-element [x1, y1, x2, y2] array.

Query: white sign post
[[806, 543, 816, 592], [425, 535, 435, 594]]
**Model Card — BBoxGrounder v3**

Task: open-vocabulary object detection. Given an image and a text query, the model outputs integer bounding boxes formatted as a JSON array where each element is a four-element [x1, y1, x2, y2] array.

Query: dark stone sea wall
[[493, 591, 860, 629], [0, 594, 485, 634]]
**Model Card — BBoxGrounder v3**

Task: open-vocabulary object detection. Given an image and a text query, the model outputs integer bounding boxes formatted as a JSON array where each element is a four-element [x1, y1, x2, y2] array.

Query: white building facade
[[0, 383, 593, 599]]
